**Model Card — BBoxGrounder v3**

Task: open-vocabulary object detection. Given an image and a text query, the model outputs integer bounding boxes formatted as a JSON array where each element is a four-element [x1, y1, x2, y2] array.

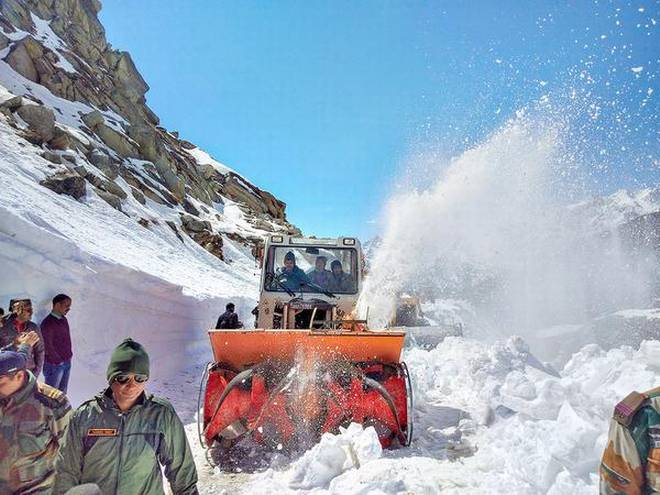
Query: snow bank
[[233, 337, 659, 494]]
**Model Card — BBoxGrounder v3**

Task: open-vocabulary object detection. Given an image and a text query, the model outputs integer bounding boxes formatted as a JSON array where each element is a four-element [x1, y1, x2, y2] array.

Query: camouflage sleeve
[[15, 343, 31, 357], [600, 418, 645, 494], [159, 407, 199, 495], [53, 411, 84, 494], [51, 398, 72, 444]]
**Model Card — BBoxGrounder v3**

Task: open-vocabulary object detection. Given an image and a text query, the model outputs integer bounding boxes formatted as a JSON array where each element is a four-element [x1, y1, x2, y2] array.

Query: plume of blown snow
[[358, 108, 655, 340]]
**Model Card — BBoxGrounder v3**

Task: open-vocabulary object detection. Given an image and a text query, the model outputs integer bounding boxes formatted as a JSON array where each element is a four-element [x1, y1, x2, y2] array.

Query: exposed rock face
[[40, 170, 86, 199], [16, 104, 55, 141], [5, 36, 41, 81], [0, 0, 301, 261]]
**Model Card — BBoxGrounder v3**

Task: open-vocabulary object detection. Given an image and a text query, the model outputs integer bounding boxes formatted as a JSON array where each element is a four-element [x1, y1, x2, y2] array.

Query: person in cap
[[215, 302, 243, 329], [54, 338, 198, 495], [0, 298, 45, 378], [600, 386, 660, 494], [276, 250, 311, 291], [326, 260, 355, 293], [0, 349, 72, 494]]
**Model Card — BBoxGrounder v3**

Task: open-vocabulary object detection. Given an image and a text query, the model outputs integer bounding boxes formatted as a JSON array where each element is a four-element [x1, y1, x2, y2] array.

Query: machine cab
[[256, 235, 363, 330]]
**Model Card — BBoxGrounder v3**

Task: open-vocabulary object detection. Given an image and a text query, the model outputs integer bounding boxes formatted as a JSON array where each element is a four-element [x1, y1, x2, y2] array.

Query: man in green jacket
[[54, 338, 198, 495], [0, 349, 72, 494]]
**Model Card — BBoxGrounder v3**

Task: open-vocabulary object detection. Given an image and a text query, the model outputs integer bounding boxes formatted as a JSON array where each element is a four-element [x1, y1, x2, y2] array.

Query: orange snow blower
[[199, 236, 413, 458]]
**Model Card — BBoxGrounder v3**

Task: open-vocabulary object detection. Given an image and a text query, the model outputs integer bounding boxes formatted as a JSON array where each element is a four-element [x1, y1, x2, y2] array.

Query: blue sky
[[100, 1, 657, 238]]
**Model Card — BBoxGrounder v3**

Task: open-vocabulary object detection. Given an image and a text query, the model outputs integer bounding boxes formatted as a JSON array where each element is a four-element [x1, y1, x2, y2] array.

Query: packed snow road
[[154, 331, 659, 494]]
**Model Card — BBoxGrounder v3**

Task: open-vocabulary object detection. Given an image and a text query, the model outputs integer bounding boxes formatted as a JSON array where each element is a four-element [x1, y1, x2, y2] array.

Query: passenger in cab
[[278, 251, 311, 291], [327, 260, 354, 293], [307, 256, 331, 288]]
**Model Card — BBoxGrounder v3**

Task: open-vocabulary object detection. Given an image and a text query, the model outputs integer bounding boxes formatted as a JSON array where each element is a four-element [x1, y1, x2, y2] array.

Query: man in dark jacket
[[54, 338, 198, 495], [277, 251, 311, 291], [327, 260, 355, 293], [215, 302, 243, 329], [0, 349, 72, 494], [41, 294, 73, 393], [0, 298, 45, 378]]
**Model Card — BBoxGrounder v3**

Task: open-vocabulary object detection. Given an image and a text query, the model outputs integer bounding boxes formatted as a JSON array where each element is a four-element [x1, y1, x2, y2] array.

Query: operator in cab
[[307, 256, 331, 289], [327, 260, 354, 293], [277, 251, 311, 291]]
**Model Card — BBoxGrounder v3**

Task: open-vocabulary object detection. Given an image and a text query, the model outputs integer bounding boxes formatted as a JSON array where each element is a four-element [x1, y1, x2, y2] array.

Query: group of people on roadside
[[1, 295, 72, 393], [277, 251, 355, 293], [0, 294, 198, 494]]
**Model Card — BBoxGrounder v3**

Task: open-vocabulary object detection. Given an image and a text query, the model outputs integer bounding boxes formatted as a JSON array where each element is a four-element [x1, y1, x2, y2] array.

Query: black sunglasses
[[114, 373, 148, 385], [0, 368, 20, 378]]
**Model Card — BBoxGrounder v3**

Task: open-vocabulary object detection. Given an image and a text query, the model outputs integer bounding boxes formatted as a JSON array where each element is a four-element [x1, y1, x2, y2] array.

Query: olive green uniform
[[54, 389, 198, 495], [0, 371, 72, 494], [600, 387, 660, 494]]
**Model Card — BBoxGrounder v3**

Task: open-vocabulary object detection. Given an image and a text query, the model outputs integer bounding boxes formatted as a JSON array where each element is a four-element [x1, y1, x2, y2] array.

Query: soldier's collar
[[101, 387, 151, 411], [6, 371, 35, 406]]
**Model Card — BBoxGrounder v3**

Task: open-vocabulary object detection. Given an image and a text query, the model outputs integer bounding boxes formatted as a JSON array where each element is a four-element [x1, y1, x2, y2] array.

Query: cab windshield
[[264, 246, 358, 295]]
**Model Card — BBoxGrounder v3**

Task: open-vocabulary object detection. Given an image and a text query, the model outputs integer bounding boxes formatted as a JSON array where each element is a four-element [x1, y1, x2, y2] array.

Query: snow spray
[[358, 106, 656, 345]]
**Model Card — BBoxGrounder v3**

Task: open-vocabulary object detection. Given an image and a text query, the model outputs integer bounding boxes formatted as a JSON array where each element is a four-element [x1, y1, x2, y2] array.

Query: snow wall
[[0, 210, 256, 405]]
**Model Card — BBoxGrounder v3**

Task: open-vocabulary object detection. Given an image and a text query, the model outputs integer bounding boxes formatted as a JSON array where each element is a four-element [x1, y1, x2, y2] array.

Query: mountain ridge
[[0, 0, 299, 263]]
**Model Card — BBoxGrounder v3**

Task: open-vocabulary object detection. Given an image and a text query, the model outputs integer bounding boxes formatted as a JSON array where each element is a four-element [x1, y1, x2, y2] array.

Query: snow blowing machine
[[199, 235, 412, 461]]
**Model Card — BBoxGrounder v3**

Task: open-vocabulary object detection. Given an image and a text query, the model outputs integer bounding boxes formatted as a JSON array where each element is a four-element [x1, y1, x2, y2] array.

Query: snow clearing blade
[[200, 328, 412, 457]]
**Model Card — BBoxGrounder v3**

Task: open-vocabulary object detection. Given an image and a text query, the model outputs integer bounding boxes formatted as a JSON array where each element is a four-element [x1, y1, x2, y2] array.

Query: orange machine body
[[208, 329, 406, 370]]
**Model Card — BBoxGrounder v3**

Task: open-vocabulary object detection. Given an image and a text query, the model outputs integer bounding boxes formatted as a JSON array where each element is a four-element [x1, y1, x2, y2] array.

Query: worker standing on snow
[[54, 338, 198, 495], [0, 298, 45, 378], [0, 350, 72, 494], [600, 386, 660, 494], [215, 302, 243, 329]]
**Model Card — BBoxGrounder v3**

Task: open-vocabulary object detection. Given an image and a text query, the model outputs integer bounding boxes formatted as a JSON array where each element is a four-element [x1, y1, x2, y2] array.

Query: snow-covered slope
[[568, 187, 660, 231], [0, 0, 295, 404]]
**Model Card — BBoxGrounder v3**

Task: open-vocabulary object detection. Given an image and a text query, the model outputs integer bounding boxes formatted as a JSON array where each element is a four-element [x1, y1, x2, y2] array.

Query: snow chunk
[[288, 423, 382, 489], [247, 424, 382, 493]]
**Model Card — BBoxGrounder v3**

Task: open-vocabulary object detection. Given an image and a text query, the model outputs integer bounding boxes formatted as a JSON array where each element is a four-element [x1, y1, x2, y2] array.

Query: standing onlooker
[[215, 302, 243, 329], [0, 350, 72, 494], [0, 298, 45, 378], [54, 338, 198, 495], [41, 294, 73, 393]]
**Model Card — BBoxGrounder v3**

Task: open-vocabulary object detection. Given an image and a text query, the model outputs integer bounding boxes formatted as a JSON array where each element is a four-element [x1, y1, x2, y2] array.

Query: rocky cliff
[[0, 0, 300, 261]]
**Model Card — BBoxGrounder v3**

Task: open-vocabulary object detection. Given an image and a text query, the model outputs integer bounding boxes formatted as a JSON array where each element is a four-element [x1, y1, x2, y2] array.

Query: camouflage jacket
[[0, 371, 72, 494], [0, 315, 45, 378], [600, 387, 660, 494], [54, 388, 198, 495]]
